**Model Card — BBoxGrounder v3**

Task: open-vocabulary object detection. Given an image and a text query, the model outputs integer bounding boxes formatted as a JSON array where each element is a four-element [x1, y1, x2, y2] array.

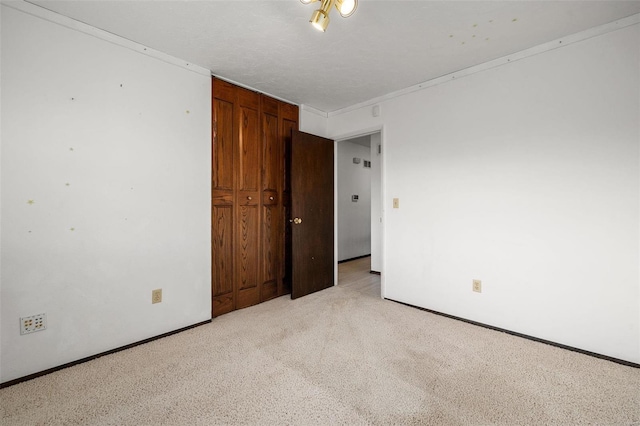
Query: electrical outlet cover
[[20, 313, 47, 335]]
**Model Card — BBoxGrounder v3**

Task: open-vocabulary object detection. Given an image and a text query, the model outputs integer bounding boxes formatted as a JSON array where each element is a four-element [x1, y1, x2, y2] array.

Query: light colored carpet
[[2, 257, 639, 425]]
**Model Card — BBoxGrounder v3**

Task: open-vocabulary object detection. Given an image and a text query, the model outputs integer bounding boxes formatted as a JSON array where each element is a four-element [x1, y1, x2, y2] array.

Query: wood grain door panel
[[291, 130, 334, 299], [212, 98, 234, 191], [236, 204, 260, 308], [237, 89, 260, 193], [262, 111, 279, 192], [212, 205, 234, 316], [261, 94, 283, 301], [212, 78, 237, 317], [261, 201, 280, 302], [234, 87, 261, 310]]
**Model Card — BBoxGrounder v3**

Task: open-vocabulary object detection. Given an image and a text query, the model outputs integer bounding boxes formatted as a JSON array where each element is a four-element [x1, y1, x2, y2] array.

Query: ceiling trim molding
[[6, 0, 210, 76], [300, 104, 329, 119], [328, 13, 640, 118]]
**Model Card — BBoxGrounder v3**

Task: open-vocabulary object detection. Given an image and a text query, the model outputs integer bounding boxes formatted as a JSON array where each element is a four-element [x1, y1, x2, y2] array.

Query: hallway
[[338, 256, 380, 299]]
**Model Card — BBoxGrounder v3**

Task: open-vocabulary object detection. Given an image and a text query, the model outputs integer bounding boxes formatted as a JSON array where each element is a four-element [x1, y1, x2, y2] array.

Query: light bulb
[[310, 9, 330, 32], [338, 0, 356, 17]]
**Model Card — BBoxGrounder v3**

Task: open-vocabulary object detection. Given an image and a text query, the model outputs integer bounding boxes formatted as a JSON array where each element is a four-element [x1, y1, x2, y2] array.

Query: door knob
[[292, 217, 303, 225]]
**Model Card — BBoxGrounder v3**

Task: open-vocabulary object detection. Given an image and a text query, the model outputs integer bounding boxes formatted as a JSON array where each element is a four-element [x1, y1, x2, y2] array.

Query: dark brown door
[[290, 130, 334, 299], [211, 79, 236, 316], [260, 95, 281, 302], [235, 87, 261, 310], [212, 77, 299, 317]]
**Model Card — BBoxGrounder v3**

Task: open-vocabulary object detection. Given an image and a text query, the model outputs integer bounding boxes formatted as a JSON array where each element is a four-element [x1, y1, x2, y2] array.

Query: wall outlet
[[472, 279, 482, 293], [20, 313, 47, 335], [152, 289, 162, 304]]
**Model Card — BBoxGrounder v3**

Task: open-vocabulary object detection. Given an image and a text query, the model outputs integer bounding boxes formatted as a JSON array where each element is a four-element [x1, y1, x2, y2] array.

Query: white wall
[[370, 133, 382, 273], [337, 140, 371, 261], [326, 23, 640, 363], [300, 106, 329, 138], [1, 4, 212, 382]]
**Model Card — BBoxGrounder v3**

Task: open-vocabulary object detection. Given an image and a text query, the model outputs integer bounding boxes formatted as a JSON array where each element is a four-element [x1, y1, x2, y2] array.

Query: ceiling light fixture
[[301, 0, 358, 32]]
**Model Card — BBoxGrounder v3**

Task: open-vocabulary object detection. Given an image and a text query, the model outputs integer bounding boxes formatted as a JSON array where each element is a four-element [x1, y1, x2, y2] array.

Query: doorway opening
[[336, 131, 382, 294]]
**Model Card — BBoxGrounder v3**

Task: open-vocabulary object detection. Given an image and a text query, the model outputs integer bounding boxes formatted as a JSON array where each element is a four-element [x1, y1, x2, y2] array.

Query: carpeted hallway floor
[[1, 256, 639, 425]]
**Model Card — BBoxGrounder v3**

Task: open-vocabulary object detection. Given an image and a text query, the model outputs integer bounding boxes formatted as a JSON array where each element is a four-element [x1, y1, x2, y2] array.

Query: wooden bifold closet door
[[211, 78, 298, 317]]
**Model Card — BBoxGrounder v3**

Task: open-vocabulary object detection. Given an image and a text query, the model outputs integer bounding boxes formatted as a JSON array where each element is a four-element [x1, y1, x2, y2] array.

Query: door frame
[[333, 125, 386, 299]]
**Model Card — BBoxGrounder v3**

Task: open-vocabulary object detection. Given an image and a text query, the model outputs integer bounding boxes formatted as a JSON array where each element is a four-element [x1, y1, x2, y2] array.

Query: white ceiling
[[27, 0, 640, 113]]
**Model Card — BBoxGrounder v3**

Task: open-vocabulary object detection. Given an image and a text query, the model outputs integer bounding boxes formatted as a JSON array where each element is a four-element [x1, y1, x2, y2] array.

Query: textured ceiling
[[27, 0, 640, 112]]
